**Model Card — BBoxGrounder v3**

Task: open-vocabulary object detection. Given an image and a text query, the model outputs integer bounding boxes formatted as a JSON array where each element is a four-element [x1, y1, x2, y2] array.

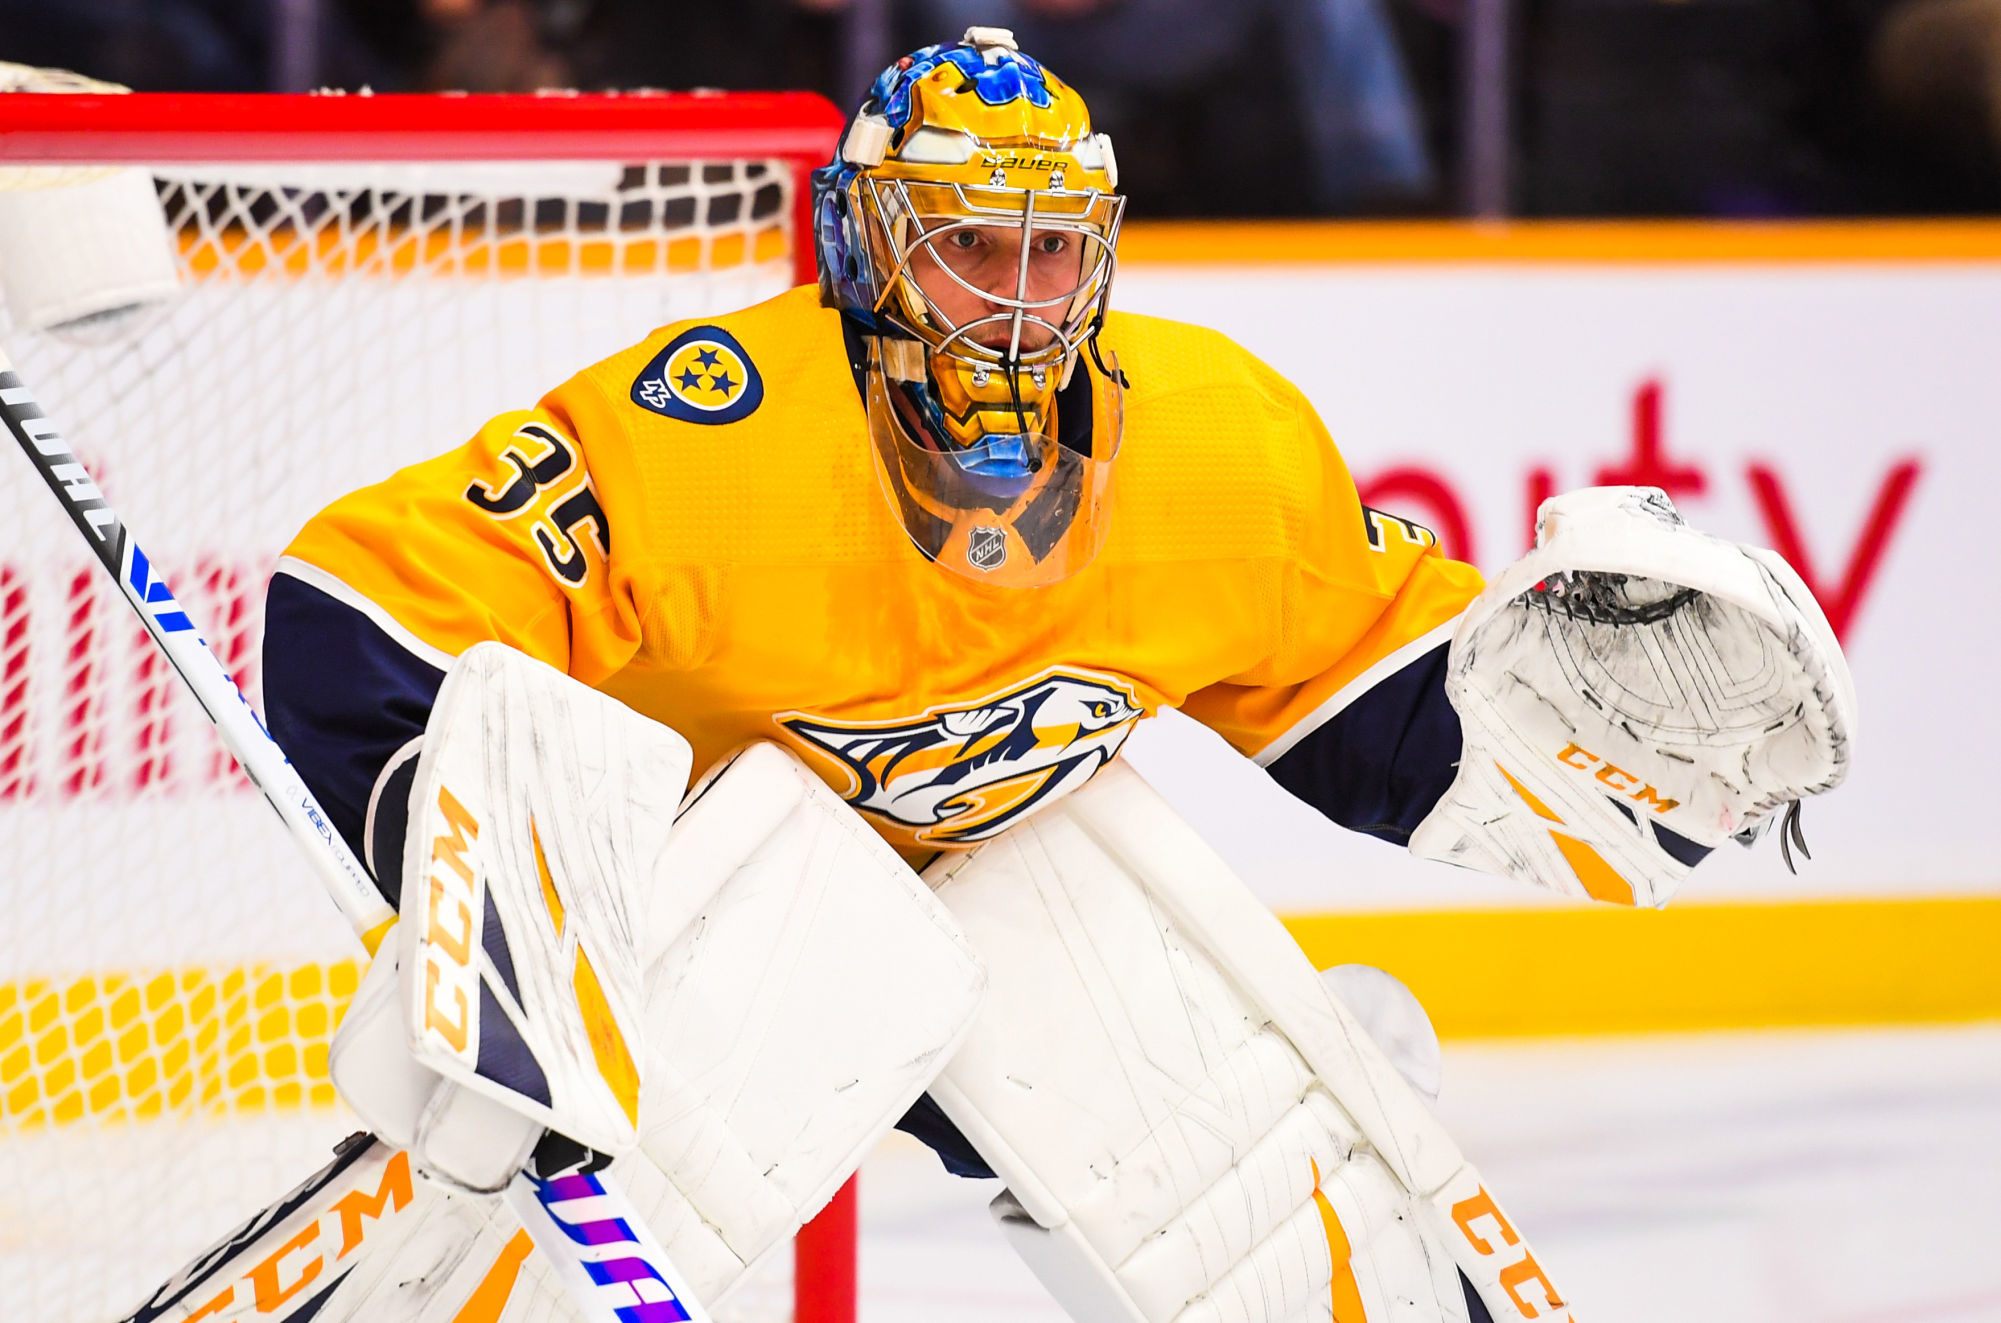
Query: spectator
[[333, 0, 570, 90], [414, 0, 570, 91], [913, 0, 1437, 214], [551, 0, 845, 100], [0, 0, 273, 90], [0, 0, 410, 91], [1872, 0, 2001, 195]]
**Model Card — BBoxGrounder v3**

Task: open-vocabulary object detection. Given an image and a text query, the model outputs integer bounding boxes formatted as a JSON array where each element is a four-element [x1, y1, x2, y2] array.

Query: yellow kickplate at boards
[[7, 896, 1998, 1128], [1283, 897, 2001, 1038]]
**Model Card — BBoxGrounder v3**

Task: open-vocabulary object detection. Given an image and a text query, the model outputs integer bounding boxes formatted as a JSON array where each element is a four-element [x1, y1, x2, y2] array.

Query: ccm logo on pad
[[180, 1150, 414, 1320], [1450, 1186, 1572, 1321], [422, 784, 483, 1060]]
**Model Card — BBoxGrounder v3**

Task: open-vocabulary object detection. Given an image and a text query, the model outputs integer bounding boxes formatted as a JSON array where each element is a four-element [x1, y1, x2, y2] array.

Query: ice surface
[[845, 1025, 2001, 1323], [11, 1024, 1995, 1322]]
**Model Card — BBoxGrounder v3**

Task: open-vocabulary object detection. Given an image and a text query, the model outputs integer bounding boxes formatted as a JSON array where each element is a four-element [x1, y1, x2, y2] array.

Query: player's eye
[[946, 230, 982, 250], [1034, 234, 1069, 255]]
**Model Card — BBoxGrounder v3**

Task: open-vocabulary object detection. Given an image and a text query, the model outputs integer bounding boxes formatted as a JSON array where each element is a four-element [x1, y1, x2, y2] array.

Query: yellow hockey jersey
[[271, 283, 1482, 865]]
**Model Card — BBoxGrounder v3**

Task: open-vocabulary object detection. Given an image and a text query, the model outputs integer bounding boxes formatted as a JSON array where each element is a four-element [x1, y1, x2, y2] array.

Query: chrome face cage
[[858, 174, 1124, 378]]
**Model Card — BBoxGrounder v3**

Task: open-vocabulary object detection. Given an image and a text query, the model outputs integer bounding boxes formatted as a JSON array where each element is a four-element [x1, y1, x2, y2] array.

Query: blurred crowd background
[[3, 0, 2000, 218]]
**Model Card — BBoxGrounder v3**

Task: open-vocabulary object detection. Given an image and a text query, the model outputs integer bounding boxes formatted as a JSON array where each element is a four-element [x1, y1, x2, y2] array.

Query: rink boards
[[0, 215, 1993, 1323], [1112, 220, 2001, 1032], [2, 220, 1993, 1072]]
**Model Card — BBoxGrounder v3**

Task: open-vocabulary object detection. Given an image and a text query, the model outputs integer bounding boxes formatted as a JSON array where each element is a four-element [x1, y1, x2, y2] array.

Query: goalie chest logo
[[780, 669, 1145, 847]]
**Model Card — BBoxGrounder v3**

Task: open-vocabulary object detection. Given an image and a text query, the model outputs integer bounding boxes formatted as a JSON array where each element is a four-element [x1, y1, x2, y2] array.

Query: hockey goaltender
[[138, 27, 1855, 1323]]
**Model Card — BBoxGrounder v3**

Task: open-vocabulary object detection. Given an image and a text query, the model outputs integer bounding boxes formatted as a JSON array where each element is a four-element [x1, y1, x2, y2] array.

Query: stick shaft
[[0, 353, 395, 943], [1, 351, 708, 1323]]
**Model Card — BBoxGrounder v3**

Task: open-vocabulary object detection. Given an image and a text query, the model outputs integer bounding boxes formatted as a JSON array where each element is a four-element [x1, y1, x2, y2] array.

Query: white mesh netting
[[0, 153, 800, 1323]]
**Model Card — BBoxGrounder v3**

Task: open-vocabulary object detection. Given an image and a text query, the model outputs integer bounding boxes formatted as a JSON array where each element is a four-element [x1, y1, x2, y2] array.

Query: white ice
[[835, 1024, 2001, 1323], [10, 1024, 1996, 1322]]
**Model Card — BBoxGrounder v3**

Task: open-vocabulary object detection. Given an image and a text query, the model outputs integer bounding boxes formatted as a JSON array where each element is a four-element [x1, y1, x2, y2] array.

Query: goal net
[[0, 78, 849, 1323]]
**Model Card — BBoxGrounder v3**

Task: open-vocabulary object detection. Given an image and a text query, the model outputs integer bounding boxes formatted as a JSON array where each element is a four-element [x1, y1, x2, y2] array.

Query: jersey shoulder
[[1095, 310, 1306, 417], [561, 283, 852, 442], [551, 284, 883, 563], [1094, 310, 1339, 564]]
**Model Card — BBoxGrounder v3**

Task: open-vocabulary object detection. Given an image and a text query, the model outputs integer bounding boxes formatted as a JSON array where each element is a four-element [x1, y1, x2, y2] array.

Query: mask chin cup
[[954, 434, 1036, 483], [864, 342, 1122, 589]]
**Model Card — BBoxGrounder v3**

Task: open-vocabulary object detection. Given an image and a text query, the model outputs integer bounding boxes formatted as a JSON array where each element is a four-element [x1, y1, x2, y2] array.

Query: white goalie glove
[[330, 642, 688, 1193], [199, 641, 987, 1323], [1410, 485, 1858, 908]]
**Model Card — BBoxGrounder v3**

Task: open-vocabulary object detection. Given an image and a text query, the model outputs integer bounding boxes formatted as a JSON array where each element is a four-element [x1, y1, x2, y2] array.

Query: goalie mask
[[813, 27, 1126, 587]]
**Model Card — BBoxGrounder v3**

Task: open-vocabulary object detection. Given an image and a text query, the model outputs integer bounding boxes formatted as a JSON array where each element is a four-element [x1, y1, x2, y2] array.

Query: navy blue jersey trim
[[895, 1093, 995, 1179], [263, 572, 446, 908], [1265, 642, 1462, 845]]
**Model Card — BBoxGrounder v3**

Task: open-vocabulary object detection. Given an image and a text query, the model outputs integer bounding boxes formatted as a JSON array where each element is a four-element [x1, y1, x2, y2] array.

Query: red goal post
[[0, 89, 838, 287], [0, 87, 854, 1323]]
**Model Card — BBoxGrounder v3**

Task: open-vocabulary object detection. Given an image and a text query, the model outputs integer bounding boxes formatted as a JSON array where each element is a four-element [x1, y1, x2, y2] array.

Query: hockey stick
[[0, 359, 397, 951], [0, 352, 712, 1323]]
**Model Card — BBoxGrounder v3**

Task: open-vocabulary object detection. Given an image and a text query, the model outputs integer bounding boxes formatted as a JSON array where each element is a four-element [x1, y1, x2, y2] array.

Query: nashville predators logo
[[631, 325, 763, 425], [779, 670, 1145, 846]]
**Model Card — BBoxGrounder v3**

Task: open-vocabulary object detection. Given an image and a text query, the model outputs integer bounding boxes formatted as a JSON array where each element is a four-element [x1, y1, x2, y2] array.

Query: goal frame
[[0, 89, 843, 288], [0, 85, 856, 1323]]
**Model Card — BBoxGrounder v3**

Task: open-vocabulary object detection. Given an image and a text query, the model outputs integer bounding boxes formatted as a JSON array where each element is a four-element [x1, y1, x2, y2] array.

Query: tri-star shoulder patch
[[631, 325, 764, 424]]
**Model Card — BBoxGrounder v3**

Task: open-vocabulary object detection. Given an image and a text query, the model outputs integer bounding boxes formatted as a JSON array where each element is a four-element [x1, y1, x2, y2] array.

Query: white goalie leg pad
[[109, 1133, 522, 1323], [1410, 485, 1858, 908], [926, 758, 1569, 1323], [331, 642, 694, 1192], [247, 742, 982, 1322], [491, 740, 989, 1317]]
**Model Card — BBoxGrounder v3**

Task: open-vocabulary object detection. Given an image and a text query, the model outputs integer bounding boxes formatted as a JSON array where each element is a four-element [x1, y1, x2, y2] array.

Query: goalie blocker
[[234, 644, 988, 1321]]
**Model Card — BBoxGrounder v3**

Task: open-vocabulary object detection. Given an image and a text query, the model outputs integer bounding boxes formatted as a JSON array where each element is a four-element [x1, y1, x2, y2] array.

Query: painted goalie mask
[[813, 27, 1126, 587]]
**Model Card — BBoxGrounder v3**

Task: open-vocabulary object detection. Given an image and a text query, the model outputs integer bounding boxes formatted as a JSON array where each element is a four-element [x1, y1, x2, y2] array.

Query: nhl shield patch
[[967, 526, 1008, 572], [631, 325, 764, 424]]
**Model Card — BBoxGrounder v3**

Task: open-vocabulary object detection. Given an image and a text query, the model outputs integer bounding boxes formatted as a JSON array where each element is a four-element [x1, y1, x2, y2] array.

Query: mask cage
[[855, 173, 1123, 380]]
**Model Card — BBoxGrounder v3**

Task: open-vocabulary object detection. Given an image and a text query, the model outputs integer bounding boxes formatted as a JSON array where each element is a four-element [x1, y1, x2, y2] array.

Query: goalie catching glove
[[1410, 485, 1858, 908]]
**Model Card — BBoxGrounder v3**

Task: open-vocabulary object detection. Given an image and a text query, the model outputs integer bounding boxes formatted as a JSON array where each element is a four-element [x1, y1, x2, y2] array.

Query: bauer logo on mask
[[631, 325, 764, 424], [780, 669, 1144, 846]]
